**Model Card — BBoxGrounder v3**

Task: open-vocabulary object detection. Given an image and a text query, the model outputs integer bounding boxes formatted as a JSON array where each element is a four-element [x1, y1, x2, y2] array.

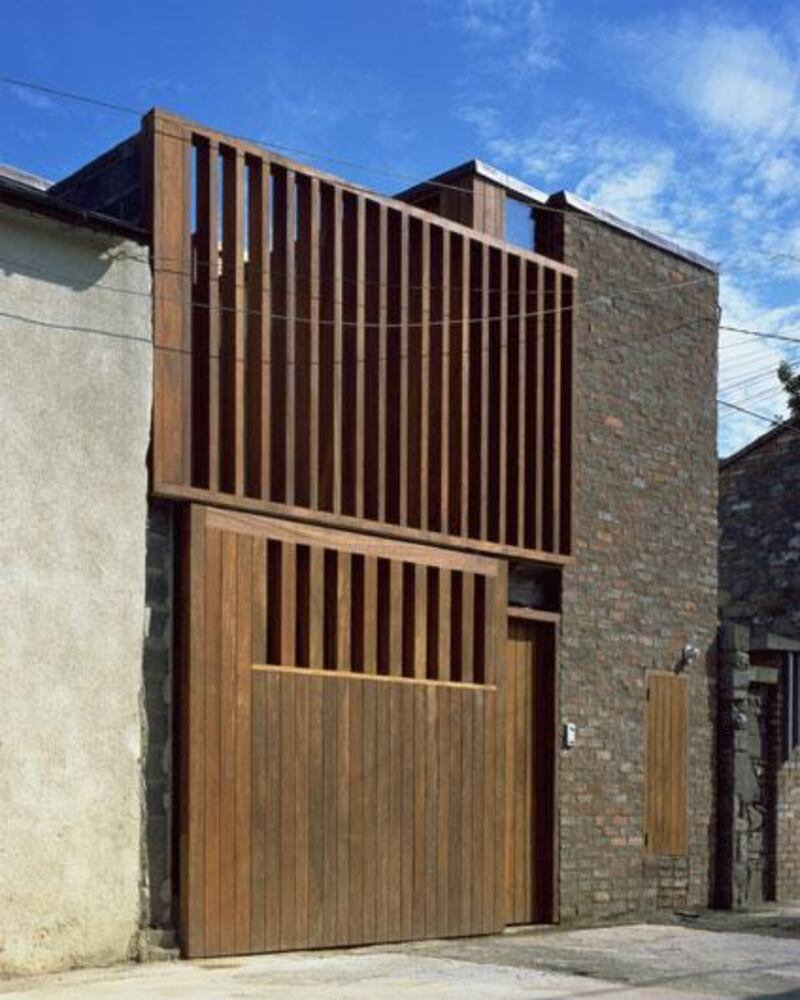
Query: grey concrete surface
[[2, 918, 799, 999], [0, 203, 152, 975]]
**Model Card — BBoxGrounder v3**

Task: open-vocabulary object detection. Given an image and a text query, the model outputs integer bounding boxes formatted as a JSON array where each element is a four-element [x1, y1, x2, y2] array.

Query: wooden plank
[[508, 606, 561, 624], [414, 563, 427, 680], [424, 688, 438, 937], [387, 684, 402, 939], [194, 138, 219, 492], [447, 688, 462, 935], [219, 531, 238, 953], [363, 556, 378, 674], [461, 574, 475, 684], [471, 690, 484, 933], [376, 678, 391, 939], [279, 670, 298, 949], [534, 263, 545, 550], [309, 178, 321, 510], [157, 482, 574, 567], [322, 675, 338, 945], [479, 243, 490, 540], [284, 170, 297, 506], [504, 632, 516, 923], [378, 205, 388, 524], [269, 168, 288, 503], [434, 686, 449, 936], [460, 690, 473, 930], [337, 551, 352, 671], [152, 109, 577, 276], [295, 671, 310, 946], [437, 571, 452, 683], [399, 213, 410, 527], [362, 678, 378, 940], [294, 176, 312, 509], [412, 685, 427, 938], [332, 187, 344, 515], [234, 534, 252, 952], [440, 228, 451, 533], [355, 194, 366, 518], [308, 674, 325, 947], [349, 678, 365, 942], [251, 663, 494, 693], [309, 546, 325, 670], [420, 220, 431, 531], [203, 526, 222, 955], [220, 148, 245, 496], [498, 252, 509, 544], [264, 670, 281, 950], [280, 543, 297, 666], [400, 685, 414, 939], [149, 112, 191, 489], [336, 681, 351, 943], [246, 154, 271, 500], [550, 271, 562, 552], [515, 259, 526, 546], [182, 506, 206, 957], [389, 561, 404, 678], [459, 237, 470, 537], [249, 537, 267, 952]]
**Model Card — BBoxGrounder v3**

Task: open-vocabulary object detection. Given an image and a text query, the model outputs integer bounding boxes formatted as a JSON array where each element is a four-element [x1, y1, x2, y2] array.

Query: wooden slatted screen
[[180, 504, 508, 957], [644, 672, 688, 857], [146, 110, 575, 561]]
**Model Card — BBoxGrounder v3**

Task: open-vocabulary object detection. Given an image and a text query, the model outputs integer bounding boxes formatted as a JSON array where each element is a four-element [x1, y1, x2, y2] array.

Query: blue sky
[[1, 0, 798, 456]]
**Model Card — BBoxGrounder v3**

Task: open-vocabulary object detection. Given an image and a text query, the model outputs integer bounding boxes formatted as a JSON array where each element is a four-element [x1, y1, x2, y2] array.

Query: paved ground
[[2, 907, 800, 999]]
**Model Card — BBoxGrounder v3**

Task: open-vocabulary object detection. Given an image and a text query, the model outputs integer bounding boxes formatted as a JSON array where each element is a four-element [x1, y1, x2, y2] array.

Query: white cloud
[[450, 0, 559, 74], [626, 18, 800, 139]]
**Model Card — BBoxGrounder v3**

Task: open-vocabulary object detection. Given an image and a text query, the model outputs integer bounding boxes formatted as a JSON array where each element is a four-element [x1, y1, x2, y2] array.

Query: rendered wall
[[547, 210, 719, 920], [0, 203, 152, 974]]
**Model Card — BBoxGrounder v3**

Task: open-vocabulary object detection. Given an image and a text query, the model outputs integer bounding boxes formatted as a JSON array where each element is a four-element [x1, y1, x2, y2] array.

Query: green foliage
[[777, 360, 800, 418]]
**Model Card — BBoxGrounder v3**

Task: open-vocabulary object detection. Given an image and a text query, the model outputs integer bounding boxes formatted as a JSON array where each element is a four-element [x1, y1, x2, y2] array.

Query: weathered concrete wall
[[0, 203, 152, 974], [541, 210, 719, 920]]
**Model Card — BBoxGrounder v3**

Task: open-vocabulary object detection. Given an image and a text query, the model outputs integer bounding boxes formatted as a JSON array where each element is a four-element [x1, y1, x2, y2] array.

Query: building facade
[[0, 108, 721, 972]]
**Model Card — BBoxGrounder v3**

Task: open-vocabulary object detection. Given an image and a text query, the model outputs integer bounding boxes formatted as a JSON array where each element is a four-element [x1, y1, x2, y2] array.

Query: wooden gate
[[179, 504, 508, 957], [504, 618, 556, 924]]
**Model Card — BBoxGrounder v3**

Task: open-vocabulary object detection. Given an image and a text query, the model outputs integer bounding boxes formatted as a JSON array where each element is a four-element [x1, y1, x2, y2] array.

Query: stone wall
[[539, 208, 719, 921], [0, 203, 152, 974], [720, 424, 800, 902], [140, 500, 176, 934], [719, 422, 800, 638]]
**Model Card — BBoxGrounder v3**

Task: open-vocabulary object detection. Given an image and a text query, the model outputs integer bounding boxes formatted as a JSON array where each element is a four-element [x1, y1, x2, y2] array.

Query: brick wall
[[776, 761, 800, 900], [541, 208, 719, 920]]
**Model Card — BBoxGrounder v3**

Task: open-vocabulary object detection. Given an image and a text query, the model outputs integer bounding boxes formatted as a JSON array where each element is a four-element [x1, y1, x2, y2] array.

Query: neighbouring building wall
[[719, 423, 800, 637], [719, 427, 800, 903], [544, 209, 719, 920], [0, 203, 152, 974]]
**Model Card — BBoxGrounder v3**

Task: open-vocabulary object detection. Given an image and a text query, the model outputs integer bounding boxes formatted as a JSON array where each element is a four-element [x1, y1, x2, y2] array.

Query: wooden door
[[179, 504, 508, 957], [504, 619, 556, 924]]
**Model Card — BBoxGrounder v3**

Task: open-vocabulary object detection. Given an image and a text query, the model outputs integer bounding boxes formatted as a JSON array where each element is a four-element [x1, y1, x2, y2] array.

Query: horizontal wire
[[0, 248, 714, 331]]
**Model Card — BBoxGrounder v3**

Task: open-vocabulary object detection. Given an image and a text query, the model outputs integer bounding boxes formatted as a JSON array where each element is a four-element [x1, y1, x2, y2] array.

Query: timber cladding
[[180, 504, 508, 957], [146, 109, 575, 563], [644, 672, 688, 857]]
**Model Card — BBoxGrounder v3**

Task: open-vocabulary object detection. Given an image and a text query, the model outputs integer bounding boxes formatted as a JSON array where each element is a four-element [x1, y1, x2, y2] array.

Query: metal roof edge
[[0, 173, 148, 242], [550, 190, 719, 274]]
